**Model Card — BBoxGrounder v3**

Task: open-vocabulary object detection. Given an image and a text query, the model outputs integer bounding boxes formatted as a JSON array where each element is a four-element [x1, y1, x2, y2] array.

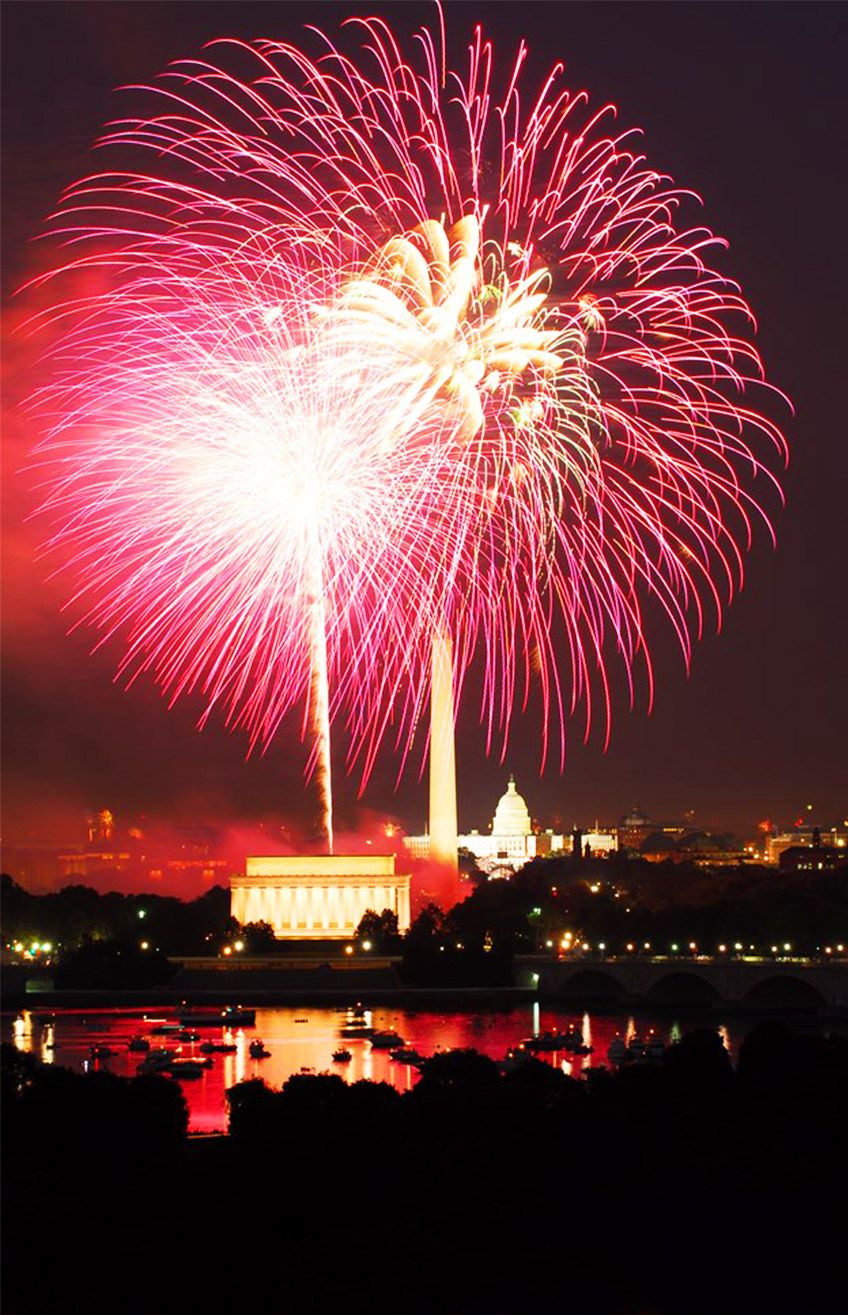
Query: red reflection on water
[[5, 1005, 753, 1133]]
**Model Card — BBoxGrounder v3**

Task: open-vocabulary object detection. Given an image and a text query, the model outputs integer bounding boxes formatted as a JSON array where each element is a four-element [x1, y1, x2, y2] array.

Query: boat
[[369, 1029, 405, 1049], [89, 1044, 114, 1060], [176, 1006, 256, 1028], [166, 1058, 211, 1079], [249, 1039, 270, 1058], [646, 1031, 665, 1059], [389, 1047, 424, 1064], [340, 1024, 374, 1038], [294, 1017, 308, 1024], [176, 1010, 225, 1026], [176, 1030, 201, 1042], [626, 1035, 646, 1060], [137, 1048, 177, 1072], [521, 1031, 573, 1052], [128, 1035, 151, 1052], [221, 1006, 255, 1027], [199, 1040, 237, 1054], [607, 1035, 627, 1066], [150, 1023, 182, 1035], [499, 1046, 536, 1072], [332, 1048, 352, 1063]]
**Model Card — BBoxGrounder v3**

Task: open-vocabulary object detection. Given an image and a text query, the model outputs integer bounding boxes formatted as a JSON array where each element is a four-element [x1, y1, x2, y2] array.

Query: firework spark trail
[[305, 520, 333, 854], [26, 8, 788, 826]]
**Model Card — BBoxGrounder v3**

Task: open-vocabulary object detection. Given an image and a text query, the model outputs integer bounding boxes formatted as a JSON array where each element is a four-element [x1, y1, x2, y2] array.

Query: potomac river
[[7, 1002, 846, 1133]]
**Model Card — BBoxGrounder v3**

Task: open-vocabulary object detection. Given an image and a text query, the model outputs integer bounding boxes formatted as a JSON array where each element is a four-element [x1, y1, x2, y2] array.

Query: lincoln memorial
[[231, 853, 411, 940]]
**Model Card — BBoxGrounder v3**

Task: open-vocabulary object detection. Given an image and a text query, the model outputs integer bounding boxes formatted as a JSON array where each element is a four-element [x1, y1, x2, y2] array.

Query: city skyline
[[2, 2, 846, 853]]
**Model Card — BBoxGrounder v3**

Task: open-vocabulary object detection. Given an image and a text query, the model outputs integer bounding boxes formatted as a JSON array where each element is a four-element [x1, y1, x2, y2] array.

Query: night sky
[[2, 1, 846, 853]]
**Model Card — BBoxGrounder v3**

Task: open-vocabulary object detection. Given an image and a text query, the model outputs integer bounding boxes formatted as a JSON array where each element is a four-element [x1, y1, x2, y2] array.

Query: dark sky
[[2, 1, 846, 847]]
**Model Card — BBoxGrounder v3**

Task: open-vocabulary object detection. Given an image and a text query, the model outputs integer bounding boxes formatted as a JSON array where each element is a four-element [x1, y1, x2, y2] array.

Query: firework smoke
[[26, 9, 788, 842]]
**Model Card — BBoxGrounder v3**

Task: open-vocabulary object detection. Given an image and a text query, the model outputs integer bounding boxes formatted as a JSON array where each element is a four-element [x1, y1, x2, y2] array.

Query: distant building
[[639, 830, 746, 867], [405, 775, 616, 876], [232, 854, 411, 940], [766, 827, 847, 866], [58, 849, 132, 879], [779, 829, 845, 874], [617, 805, 654, 853]]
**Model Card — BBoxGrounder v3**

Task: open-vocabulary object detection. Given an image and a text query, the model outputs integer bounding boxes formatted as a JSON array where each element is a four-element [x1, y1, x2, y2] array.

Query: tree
[[354, 907, 402, 953], [54, 936, 175, 989], [241, 920, 277, 952]]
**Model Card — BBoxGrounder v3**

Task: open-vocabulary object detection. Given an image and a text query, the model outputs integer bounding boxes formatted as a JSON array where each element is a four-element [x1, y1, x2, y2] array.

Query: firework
[[28, 10, 788, 849]]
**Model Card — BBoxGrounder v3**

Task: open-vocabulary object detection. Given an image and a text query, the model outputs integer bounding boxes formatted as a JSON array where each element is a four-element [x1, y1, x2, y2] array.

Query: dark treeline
[[3, 1024, 846, 1314], [3, 859, 846, 991], [399, 857, 848, 985], [0, 872, 234, 953]]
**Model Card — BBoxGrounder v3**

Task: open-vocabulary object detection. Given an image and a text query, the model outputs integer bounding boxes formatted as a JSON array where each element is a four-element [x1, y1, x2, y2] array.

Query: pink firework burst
[[27, 8, 788, 808]]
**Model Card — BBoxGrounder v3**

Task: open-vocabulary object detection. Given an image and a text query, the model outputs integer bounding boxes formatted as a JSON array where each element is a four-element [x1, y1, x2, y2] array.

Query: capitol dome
[[492, 776, 532, 837]]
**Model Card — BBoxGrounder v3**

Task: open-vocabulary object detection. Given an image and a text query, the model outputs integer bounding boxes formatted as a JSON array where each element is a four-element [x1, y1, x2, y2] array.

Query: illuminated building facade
[[765, 827, 847, 866], [231, 854, 411, 940], [405, 776, 617, 876]]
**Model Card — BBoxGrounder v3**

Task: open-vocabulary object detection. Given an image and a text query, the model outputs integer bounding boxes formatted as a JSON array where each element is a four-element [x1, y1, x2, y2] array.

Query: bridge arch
[[557, 969, 628, 1003], [645, 972, 721, 1006], [741, 975, 827, 1011]]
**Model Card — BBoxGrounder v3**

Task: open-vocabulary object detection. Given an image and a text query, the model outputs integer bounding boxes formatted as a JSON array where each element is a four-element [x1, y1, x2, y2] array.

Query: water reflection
[[12, 1011, 33, 1051], [40, 1023, 56, 1064], [4, 1004, 837, 1134]]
